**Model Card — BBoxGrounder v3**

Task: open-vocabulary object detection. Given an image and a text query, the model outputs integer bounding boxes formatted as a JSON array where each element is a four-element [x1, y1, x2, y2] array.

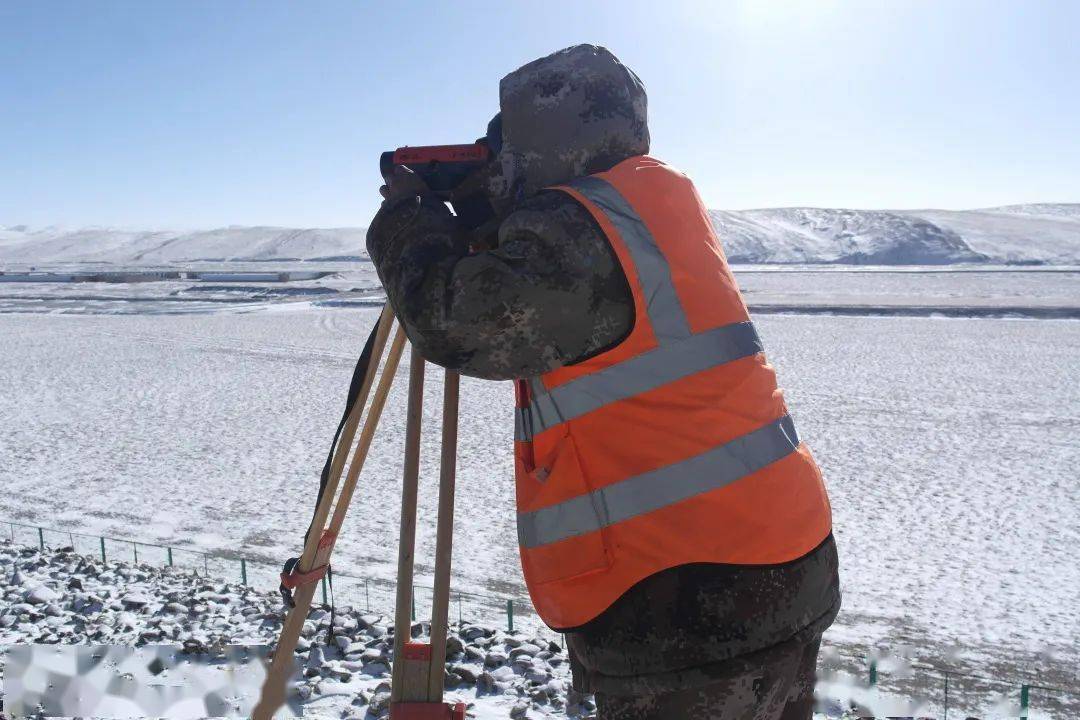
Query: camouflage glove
[[378, 164, 433, 208]]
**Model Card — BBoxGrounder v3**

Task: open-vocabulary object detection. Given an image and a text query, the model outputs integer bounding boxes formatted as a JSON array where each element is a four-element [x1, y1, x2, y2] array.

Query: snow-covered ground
[[0, 540, 585, 719], [3, 202, 1079, 266], [0, 541, 1059, 718], [1, 267, 1078, 716]]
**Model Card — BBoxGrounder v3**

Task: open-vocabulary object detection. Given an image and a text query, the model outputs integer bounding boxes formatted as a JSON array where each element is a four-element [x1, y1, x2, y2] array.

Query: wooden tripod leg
[[391, 349, 427, 703], [427, 370, 460, 700], [252, 320, 405, 720]]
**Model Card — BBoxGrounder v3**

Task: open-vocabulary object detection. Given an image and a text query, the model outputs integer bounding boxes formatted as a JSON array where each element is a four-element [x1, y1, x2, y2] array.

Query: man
[[367, 45, 840, 720]]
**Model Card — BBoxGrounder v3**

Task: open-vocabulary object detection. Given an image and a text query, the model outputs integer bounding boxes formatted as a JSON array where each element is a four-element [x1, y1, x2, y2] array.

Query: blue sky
[[2, 0, 1078, 228]]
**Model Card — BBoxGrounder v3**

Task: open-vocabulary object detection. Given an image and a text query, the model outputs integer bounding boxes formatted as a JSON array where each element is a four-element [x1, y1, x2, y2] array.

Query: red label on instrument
[[393, 144, 489, 165]]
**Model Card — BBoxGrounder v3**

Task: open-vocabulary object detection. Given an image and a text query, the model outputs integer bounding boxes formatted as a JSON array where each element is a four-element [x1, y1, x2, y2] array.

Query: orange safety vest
[[513, 156, 833, 629]]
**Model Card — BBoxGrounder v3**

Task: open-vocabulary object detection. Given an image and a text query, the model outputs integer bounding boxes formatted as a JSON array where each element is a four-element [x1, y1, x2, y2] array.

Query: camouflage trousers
[[592, 634, 821, 720]]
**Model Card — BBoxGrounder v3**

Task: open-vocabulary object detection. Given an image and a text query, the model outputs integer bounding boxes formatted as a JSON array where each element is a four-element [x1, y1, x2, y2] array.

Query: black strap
[[279, 316, 385, 624]]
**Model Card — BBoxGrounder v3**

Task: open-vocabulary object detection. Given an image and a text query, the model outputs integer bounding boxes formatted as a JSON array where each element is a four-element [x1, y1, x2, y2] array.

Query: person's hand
[[379, 165, 430, 206]]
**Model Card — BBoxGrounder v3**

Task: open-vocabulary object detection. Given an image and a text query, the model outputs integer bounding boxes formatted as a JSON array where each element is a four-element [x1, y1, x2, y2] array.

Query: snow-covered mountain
[[709, 208, 985, 264], [0, 225, 368, 264], [3, 203, 1078, 265]]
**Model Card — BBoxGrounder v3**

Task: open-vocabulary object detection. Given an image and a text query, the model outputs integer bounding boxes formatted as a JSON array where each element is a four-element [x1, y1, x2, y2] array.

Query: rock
[[445, 635, 465, 656], [525, 668, 551, 684], [24, 584, 60, 605], [462, 625, 489, 642], [115, 609, 139, 629], [361, 661, 390, 676], [491, 665, 515, 683], [182, 638, 208, 654], [43, 603, 63, 617], [121, 593, 151, 609], [369, 682, 392, 713], [9, 568, 24, 586], [165, 602, 188, 614], [464, 646, 484, 662], [450, 664, 478, 684], [477, 671, 497, 693], [510, 702, 530, 718], [67, 577, 83, 591], [504, 636, 523, 648], [300, 621, 316, 637], [510, 643, 541, 658], [484, 650, 508, 667], [360, 647, 386, 664]]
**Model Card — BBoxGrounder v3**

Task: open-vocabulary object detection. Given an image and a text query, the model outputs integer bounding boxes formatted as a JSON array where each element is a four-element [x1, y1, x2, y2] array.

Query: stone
[[361, 661, 389, 677], [121, 593, 151, 609], [484, 650, 508, 667], [477, 671, 497, 693], [24, 585, 60, 605], [450, 664, 478, 683], [510, 643, 541, 658]]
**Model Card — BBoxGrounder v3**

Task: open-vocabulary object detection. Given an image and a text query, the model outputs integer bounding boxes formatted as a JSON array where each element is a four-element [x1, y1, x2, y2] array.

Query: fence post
[[132, 542, 138, 564], [411, 588, 416, 622], [1020, 684, 1030, 719], [321, 575, 328, 606], [506, 599, 514, 633], [38, 527, 45, 550], [943, 671, 949, 720], [365, 579, 370, 612], [240, 558, 247, 585], [869, 659, 877, 687], [167, 547, 173, 566], [100, 536, 106, 562], [457, 596, 462, 626]]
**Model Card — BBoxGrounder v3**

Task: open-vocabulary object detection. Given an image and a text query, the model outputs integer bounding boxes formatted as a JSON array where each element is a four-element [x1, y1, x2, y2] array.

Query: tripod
[[253, 305, 466, 720]]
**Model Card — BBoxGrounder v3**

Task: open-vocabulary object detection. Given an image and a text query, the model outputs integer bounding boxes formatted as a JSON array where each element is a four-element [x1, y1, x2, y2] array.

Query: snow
[[0, 542, 583, 718], [1, 267, 1078, 716], [0, 226, 368, 264], [897, 207, 1080, 265], [709, 207, 985, 264], [4, 202, 1079, 266]]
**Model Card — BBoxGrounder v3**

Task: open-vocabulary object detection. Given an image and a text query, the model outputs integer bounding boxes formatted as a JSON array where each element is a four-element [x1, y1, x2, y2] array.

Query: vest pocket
[[518, 435, 613, 586]]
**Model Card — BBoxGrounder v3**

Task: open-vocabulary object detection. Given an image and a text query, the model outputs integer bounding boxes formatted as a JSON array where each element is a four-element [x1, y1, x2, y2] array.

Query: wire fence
[[1, 518, 541, 639], [817, 649, 1078, 719], [4, 518, 1078, 717]]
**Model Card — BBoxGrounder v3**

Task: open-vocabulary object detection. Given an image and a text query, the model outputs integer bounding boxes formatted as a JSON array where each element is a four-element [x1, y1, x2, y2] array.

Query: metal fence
[[2, 518, 539, 638], [824, 651, 1077, 719]]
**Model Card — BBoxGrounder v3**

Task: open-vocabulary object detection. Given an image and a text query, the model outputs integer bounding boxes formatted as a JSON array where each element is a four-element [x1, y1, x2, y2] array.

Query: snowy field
[[1, 267, 1078, 711]]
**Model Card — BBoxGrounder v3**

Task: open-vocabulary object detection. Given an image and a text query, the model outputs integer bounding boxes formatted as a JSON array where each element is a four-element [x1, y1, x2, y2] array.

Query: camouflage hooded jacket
[[366, 45, 644, 380], [366, 45, 840, 688]]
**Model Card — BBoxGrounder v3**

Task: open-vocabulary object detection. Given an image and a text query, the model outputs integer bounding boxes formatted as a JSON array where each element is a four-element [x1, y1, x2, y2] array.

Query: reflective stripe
[[517, 415, 799, 549], [514, 407, 533, 442], [518, 322, 762, 440], [567, 176, 691, 344]]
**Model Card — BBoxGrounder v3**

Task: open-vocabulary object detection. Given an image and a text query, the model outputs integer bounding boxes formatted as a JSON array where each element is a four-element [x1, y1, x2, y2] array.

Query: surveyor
[[367, 44, 840, 720]]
